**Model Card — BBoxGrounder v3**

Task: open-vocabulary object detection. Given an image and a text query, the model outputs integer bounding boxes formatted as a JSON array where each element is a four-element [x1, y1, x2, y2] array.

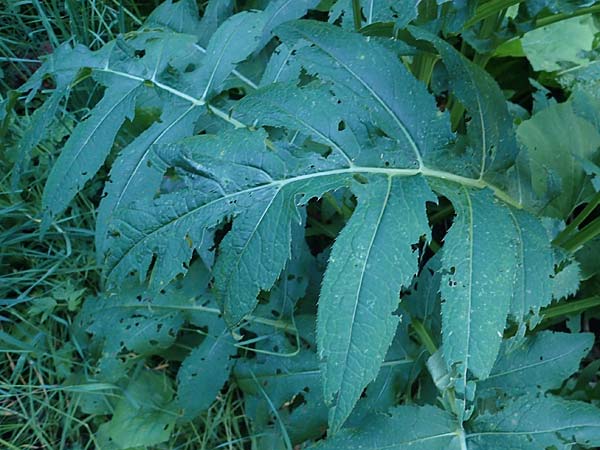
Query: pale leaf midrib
[[107, 164, 518, 282], [236, 358, 413, 382], [467, 423, 600, 438], [330, 175, 393, 429], [94, 63, 520, 207]]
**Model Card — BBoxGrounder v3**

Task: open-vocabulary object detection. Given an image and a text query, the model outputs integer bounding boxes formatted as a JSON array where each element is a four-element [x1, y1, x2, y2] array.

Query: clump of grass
[[0, 2, 255, 448], [0, 74, 102, 445], [0, 0, 164, 90]]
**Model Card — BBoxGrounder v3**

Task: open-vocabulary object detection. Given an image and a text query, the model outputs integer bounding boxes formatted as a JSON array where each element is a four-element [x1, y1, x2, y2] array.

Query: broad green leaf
[[570, 88, 600, 136], [189, 11, 264, 100], [517, 102, 600, 218], [39, 18, 263, 233], [235, 317, 330, 444], [560, 58, 600, 91], [318, 174, 434, 432], [94, 17, 266, 254], [438, 185, 517, 400], [260, 42, 304, 85], [276, 20, 453, 169], [236, 316, 416, 445], [250, 215, 313, 320], [96, 102, 203, 257], [576, 236, 600, 280], [97, 371, 176, 449], [145, 0, 202, 34], [260, 0, 320, 47], [211, 182, 298, 325], [329, 0, 419, 29], [197, 0, 235, 46], [175, 316, 236, 420], [506, 208, 555, 330], [76, 260, 211, 377], [76, 285, 188, 382], [345, 321, 419, 427], [551, 254, 582, 300], [214, 184, 354, 326], [18, 42, 104, 98], [42, 79, 142, 228], [100, 31, 198, 81], [309, 405, 461, 449], [521, 14, 598, 72], [104, 128, 349, 317], [235, 82, 360, 167], [468, 395, 600, 449], [410, 27, 518, 179], [477, 331, 593, 397]]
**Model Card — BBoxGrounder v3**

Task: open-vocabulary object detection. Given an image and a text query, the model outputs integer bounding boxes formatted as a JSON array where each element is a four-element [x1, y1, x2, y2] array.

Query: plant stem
[[554, 192, 600, 247], [463, 0, 522, 30], [352, 0, 362, 30], [411, 0, 439, 85], [536, 4, 600, 27], [562, 216, 600, 252], [540, 296, 600, 322], [430, 203, 454, 223], [411, 318, 438, 354], [412, 53, 439, 86]]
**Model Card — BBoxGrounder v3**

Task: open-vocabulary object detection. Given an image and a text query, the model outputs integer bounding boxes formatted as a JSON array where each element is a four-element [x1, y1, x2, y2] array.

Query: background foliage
[[1, 0, 600, 449]]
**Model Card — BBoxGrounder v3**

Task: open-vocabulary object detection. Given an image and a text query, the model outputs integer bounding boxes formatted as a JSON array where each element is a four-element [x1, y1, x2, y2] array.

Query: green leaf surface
[[468, 395, 600, 450], [521, 14, 598, 72], [410, 27, 518, 179], [189, 11, 264, 100], [197, 0, 235, 46], [260, 42, 304, 85], [317, 174, 434, 432], [76, 287, 188, 382], [403, 253, 442, 340], [145, 0, 202, 34], [276, 20, 453, 169], [438, 185, 517, 397], [104, 128, 349, 319], [18, 42, 104, 97], [97, 371, 176, 449], [96, 102, 203, 257], [12, 87, 66, 189], [261, 0, 320, 46], [310, 405, 461, 449], [42, 79, 142, 227], [235, 82, 359, 167], [517, 102, 600, 218], [551, 254, 582, 300], [236, 316, 416, 445], [477, 331, 593, 397], [506, 208, 555, 330], [329, 0, 419, 29], [175, 317, 236, 420], [235, 317, 330, 444]]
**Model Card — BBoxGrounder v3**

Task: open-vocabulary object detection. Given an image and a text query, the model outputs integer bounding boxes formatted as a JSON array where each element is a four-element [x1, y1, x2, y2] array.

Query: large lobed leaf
[[438, 185, 516, 390], [317, 174, 434, 431], [28, 2, 595, 440], [103, 18, 567, 433]]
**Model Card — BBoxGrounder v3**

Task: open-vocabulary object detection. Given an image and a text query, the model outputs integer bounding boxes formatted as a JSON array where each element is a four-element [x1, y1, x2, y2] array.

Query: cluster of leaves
[[5, 0, 600, 448]]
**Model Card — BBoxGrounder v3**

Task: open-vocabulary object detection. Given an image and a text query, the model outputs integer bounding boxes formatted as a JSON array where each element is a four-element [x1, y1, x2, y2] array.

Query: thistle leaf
[[318, 174, 434, 431]]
